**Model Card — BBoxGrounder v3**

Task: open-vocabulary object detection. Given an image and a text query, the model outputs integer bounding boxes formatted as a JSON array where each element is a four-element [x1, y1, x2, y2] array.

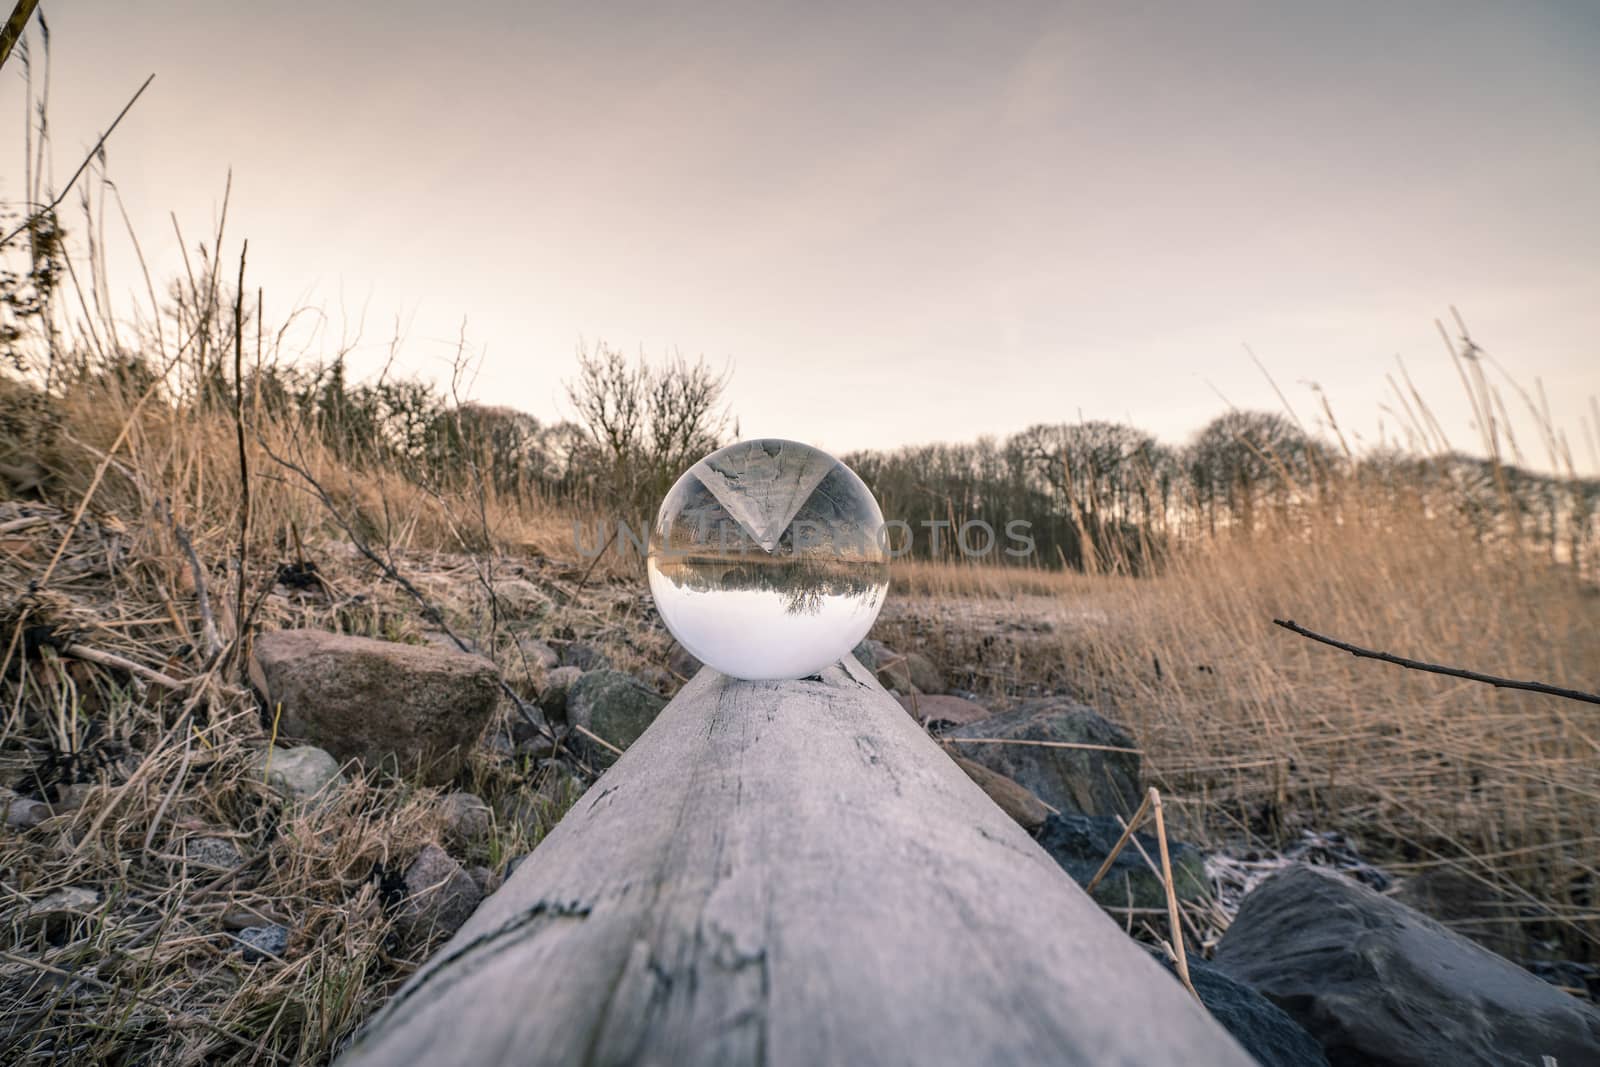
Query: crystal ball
[[648, 439, 890, 681]]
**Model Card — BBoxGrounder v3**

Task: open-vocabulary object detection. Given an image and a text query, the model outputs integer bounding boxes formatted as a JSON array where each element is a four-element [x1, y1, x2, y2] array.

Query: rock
[[953, 756, 1050, 831], [438, 791, 493, 848], [1035, 812, 1210, 909], [467, 864, 501, 896], [948, 699, 1141, 817], [636, 665, 675, 695], [249, 629, 501, 785], [896, 692, 994, 728], [2, 787, 47, 829], [1214, 865, 1600, 1067], [510, 634, 559, 674], [903, 650, 944, 694], [852, 639, 912, 691], [1147, 950, 1329, 1067], [236, 924, 290, 962], [505, 853, 530, 879], [537, 665, 584, 720], [489, 578, 552, 619], [851, 638, 885, 669], [565, 670, 667, 750], [1394, 866, 1522, 958], [396, 843, 482, 941], [666, 641, 701, 680], [558, 641, 607, 670], [184, 836, 243, 869], [24, 886, 100, 932], [255, 745, 345, 805]]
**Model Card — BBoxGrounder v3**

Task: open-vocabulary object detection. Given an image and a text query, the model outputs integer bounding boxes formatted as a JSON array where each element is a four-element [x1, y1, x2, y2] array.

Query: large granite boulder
[[948, 699, 1141, 817], [249, 629, 500, 786], [565, 670, 668, 750], [1214, 865, 1600, 1066], [1147, 950, 1329, 1067]]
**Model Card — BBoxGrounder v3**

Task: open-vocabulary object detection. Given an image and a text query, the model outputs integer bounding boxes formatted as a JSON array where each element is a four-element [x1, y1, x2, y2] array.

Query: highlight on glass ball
[[647, 439, 890, 681]]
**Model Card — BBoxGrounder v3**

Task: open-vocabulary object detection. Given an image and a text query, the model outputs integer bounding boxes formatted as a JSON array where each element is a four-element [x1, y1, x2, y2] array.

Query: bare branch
[[1, 73, 155, 247], [1273, 618, 1600, 707]]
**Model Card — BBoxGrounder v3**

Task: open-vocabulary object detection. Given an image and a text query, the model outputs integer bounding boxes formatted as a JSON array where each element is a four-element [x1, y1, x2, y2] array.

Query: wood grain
[[338, 658, 1253, 1066]]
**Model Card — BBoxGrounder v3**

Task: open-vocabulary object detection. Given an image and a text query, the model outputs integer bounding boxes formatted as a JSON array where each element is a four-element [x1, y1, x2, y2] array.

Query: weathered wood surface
[[339, 658, 1253, 1066]]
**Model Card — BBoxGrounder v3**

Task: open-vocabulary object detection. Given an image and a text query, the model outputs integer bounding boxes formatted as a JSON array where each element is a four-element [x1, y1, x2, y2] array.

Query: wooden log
[[338, 658, 1253, 1066]]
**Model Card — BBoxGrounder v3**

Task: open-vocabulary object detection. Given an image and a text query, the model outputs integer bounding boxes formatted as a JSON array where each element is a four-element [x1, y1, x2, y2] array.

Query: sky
[[4, 1, 1598, 470]]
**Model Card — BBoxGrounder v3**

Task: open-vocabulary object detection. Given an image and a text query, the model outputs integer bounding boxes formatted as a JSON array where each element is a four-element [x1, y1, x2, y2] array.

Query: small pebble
[[236, 924, 290, 962]]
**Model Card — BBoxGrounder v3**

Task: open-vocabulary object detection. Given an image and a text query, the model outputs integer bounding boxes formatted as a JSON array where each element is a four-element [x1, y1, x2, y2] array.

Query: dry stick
[[172, 523, 222, 659], [0, 1, 40, 72], [1083, 789, 1155, 896], [1, 74, 155, 247], [231, 242, 250, 660], [570, 723, 626, 758], [1273, 618, 1600, 707], [60, 643, 186, 690], [1151, 789, 1199, 1003], [954, 737, 1144, 756]]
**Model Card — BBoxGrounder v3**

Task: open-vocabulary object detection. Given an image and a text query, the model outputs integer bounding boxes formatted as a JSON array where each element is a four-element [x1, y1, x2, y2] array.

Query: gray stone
[[949, 699, 1141, 817], [903, 650, 944, 694], [237, 924, 290, 962], [1394, 866, 1523, 958], [396, 843, 483, 942], [558, 641, 607, 670], [565, 670, 667, 751], [249, 629, 501, 785], [24, 886, 100, 931], [438, 791, 493, 848], [510, 634, 559, 674], [896, 692, 994, 727], [255, 744, 345, 805], [185, 835, 243, 869], [852, 638, 912, 690], [1147, 950, 1329, 1067], [1214, 865, 1600, 1067], [1035, 812, 1210, 910], [467, 865, 502, 896], [2, 787, 47, 829], [537, 666, 584, 720]]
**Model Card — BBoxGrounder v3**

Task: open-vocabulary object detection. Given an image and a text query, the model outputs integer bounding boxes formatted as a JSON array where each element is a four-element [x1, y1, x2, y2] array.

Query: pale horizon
[[5, 1, 1598, 470]]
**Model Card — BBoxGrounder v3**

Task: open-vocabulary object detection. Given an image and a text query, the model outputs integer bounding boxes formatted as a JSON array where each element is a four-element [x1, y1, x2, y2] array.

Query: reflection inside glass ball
[[647, 439, 889, 681]]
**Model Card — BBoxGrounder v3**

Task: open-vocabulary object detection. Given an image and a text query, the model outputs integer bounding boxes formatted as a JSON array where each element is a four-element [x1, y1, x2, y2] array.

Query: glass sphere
[[648, 439, 890, 681]]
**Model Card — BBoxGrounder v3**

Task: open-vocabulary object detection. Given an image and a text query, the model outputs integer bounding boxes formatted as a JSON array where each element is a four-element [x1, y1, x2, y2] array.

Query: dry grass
[[878, 491, 1600, 962], [0, 371, 601, 1064]]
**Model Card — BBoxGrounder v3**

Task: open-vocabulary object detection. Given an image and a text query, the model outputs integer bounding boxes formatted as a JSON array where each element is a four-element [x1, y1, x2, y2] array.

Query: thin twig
[[1083, 789, 1155, 896], [1, 73, 155, 246], [172, 523, 222, 660], [1150, 788, 1199, 1002], [232, 241, 250, 660], [1273, 618, 1600, 706], [570, 723, 626, 758], [955, 737, 1143, 755], [62, 643, 187, 690]]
